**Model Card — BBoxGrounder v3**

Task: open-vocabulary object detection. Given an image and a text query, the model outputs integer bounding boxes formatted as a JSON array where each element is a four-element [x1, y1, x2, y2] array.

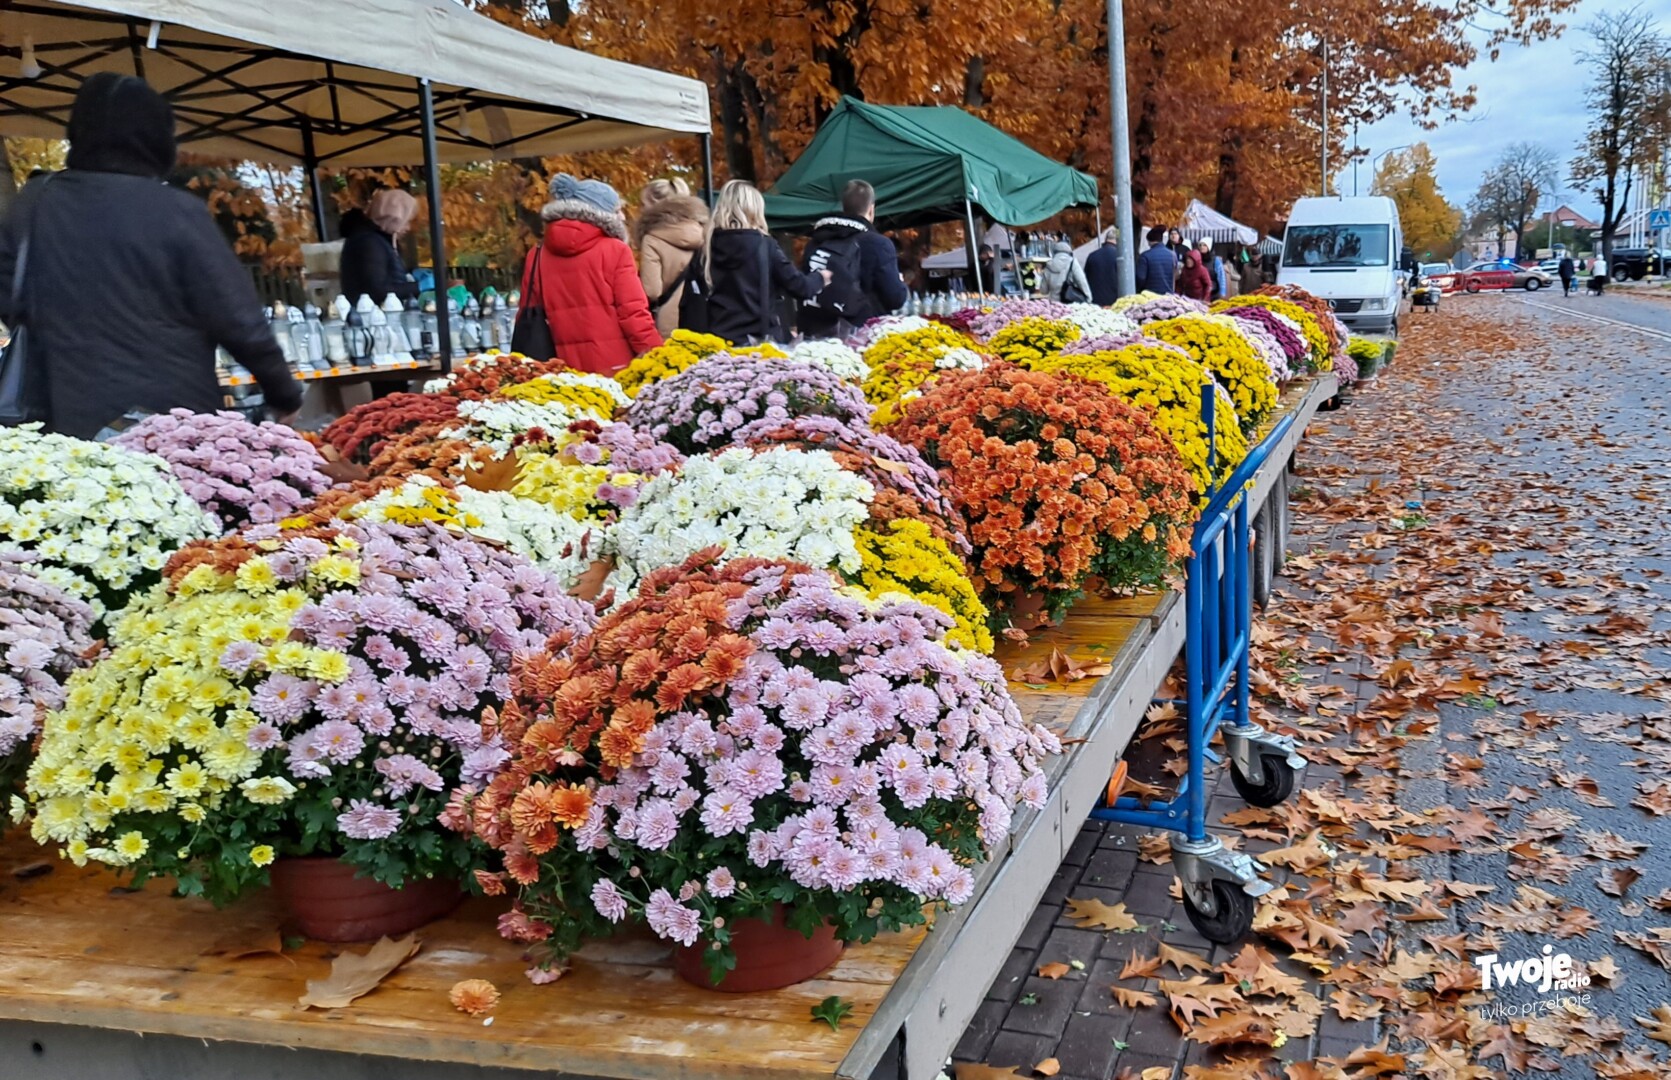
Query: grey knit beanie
[[549, 173, 621, 216]]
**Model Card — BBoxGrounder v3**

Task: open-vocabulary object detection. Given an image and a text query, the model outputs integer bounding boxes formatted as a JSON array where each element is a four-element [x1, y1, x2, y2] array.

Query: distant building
[[1536, 205, 1599, 232]]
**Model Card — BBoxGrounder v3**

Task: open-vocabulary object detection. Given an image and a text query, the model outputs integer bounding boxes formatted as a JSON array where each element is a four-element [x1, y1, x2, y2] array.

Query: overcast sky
[[1350, 0, 1656, 220]]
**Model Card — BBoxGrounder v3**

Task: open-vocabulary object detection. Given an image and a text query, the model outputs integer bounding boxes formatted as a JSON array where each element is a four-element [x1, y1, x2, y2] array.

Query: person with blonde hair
[[340, 187, 420, 303], [634, 177, 708, 337], [679, 179, 827, 344]]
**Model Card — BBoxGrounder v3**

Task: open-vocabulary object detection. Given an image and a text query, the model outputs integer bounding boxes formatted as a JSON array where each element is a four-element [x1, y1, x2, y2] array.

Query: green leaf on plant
[[811, 995, 853, 1032], [1019, 992, 1039, 1006]]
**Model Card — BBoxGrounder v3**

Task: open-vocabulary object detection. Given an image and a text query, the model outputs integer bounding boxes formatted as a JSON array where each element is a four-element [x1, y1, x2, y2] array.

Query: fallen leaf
[[1033, 1057, 1061, 1077], [1112, 986, 1158, 1008], [1036, 961, 1071, 980], [1616, 929, 1671, 970], [1064, 897, 1140, 932], [298, 934, 420, 1010], [1119, 948, 1161, 981], [462, 448, 521, 492], [954, 1065, 1024, 1080], [1012, 646, 1111, 684], [10, 860, 51, 880], [204, 926, 288, 961], [1599, 868, 1642, 898], [1636, 1005, 1671, 1046], [1157, 941, 1212, 974]]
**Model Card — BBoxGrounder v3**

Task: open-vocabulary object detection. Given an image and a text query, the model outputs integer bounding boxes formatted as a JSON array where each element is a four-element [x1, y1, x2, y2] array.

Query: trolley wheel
[[1183, 880, 1255, 944], [1251, 500, 1276, 610], [1231, 754, 1298, 807]]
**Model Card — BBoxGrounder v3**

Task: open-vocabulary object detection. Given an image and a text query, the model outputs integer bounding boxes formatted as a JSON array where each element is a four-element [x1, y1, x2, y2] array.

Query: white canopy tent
[[1177, 198, 1259, 246], [0, 0, 711, 165], [0, 0, 713, 363]]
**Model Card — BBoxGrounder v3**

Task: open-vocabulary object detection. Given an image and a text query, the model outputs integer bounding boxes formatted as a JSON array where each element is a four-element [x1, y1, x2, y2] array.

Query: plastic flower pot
[[673, 905, 844, 992], [270, 858, 464, 942], [1382, 341, 1397, 368]]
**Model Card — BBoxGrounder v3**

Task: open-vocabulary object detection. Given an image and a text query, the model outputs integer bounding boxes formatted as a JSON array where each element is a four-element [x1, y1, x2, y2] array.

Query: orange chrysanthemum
[[449, 979, 501, 1016]]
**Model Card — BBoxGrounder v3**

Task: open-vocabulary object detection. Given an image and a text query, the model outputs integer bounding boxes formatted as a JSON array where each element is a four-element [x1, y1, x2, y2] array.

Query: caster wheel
[[1231, 754, 1298, 807], [1183, 879, 1255, 944], [1273, 472, 1292, 569], [1318, 392, 1342, 411], [1251, 500, 1276, 610]]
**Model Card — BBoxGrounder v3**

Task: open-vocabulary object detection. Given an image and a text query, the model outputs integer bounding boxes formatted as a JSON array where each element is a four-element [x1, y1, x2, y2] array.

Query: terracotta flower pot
[[673, 906, 843, 992], [269, 857, 464, 942], [1003, 587, 1059, 631]]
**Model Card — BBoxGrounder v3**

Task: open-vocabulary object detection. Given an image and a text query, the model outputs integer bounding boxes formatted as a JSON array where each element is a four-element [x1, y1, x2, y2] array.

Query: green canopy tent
[[763, 98, 1098, 292]]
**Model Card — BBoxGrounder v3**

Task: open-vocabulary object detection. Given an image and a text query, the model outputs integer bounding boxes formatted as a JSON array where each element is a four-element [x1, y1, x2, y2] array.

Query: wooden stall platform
[[0, 378, 1334, 1080]]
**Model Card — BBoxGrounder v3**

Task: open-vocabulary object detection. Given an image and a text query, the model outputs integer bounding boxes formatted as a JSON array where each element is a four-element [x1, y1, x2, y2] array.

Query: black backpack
[[800, 234, 871, 322]]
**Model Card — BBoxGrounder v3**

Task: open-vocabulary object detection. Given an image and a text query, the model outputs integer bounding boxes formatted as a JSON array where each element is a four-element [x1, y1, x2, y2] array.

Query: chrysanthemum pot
[[270, 857, 464, 942], [673, 905, 844, 992]]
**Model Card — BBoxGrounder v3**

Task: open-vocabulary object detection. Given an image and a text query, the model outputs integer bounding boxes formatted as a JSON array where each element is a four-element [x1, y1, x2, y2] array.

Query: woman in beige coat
[[634, 179, 710, 337]]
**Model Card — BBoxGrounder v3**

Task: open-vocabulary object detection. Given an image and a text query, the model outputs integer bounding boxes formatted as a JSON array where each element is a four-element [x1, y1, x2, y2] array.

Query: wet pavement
[[950, 298, 1671, 1079]]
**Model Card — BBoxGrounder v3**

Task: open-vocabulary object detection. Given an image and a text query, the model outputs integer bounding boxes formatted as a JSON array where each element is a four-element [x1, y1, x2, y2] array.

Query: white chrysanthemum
[[345, 475, 603, 590], [846, 315, 933, 350], [1063, 305, 1139, 339], [442, 397, 609, 453], [606, 447, 874, 597], [789, 339, 869, 382], [0, 426, 217, 617]]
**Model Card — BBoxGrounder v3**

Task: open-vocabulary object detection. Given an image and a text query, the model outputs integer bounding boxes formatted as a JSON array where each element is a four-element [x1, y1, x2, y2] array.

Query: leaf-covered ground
[[953, 295, 1671, 1080]]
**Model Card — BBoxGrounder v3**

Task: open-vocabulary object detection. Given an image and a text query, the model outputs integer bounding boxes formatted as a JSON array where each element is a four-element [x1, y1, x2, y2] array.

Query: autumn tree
[[1372, 143, 1461, 260], [1570, 7, 1671, 261]]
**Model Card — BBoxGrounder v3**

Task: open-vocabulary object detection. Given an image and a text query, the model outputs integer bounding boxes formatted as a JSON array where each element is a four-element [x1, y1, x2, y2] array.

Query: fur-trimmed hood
[[633, 194, 709, 249], [541, 198, 628, 241]]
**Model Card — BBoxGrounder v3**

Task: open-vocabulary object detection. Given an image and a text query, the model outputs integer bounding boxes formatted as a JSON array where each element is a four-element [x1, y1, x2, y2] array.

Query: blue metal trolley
[[1090, 385, 1307, 943]]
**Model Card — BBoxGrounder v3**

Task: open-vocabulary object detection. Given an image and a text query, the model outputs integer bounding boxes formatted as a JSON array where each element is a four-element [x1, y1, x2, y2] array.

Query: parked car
[[1607, 247, 1667, 281], [1458, 261, 1554, 292]]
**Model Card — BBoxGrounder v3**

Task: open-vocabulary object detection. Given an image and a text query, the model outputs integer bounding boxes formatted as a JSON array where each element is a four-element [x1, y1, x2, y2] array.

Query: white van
[[1277, 196, 1403, 334]]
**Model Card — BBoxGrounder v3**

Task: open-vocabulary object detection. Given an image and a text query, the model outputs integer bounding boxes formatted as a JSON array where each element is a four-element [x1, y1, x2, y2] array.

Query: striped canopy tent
[[1177, 199, 1259, 246]]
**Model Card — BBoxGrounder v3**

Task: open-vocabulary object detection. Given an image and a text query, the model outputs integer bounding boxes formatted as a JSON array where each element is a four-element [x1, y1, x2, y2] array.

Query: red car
[[1454, 261, 1554, 293]]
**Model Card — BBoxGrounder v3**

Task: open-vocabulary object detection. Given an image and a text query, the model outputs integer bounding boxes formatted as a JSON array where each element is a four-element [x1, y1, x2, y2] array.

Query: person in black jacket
[[0, 73, 301, 438], [796, 179, 908, 338], [1133, 226, 1177, 295], [1084, 228, 1121, 305], [339, 188, 419, 304], [680, 180, 827, 345]]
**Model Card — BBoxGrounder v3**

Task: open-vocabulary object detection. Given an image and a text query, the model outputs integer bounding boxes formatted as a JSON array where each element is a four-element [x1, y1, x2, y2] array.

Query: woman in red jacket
[[1177, 247, 1213, 302], [520, 173, 662, 374]]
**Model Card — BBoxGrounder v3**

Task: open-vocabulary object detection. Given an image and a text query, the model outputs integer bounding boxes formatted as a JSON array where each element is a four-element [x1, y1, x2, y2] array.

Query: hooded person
[[339, 188, 420, 305], [796, 179, 907, 338], [680, 179, 827, 345], [519, 173, 662, 374], [633, 180, 709, 338], [1036, 239, 1092, 303], [0, 73, 302, 438]]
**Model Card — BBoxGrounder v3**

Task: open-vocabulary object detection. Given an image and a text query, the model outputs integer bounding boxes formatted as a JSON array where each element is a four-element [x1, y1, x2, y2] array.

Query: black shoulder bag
[[0, 175, 55, 426], [511, 247, 557, 361]]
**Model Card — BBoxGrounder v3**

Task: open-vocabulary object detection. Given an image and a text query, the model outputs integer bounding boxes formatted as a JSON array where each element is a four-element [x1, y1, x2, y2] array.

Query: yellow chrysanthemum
[[985, 317, 1081, 366], [1144, 315, 1277, 434], [249, 844, 275, 868], [849, 518, 992, 653]]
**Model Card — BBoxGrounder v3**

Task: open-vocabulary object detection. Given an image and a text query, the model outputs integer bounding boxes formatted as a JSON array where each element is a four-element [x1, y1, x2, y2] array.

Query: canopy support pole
[[700, 133, 715, 206], [1107, 0, 1136, 297], [964, 198, 984, 297], [300, 120, 329, 242], [419, 77, 452, 374]]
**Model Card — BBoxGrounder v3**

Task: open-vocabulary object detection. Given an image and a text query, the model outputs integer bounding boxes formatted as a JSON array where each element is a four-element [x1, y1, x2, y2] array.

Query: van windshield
[[1282, 225, 1391, 268]]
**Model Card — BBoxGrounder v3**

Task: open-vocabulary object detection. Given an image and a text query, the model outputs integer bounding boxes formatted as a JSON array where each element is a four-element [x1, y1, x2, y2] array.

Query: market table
[[0, 376, 1335, 1080]]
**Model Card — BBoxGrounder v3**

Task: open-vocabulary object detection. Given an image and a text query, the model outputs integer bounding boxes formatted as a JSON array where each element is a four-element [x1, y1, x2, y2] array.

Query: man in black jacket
[[1084, 229, 1121, 305], [0, 73, 301, 438], [1132, 226, 1177, 295], [797, 179, 908, 338]]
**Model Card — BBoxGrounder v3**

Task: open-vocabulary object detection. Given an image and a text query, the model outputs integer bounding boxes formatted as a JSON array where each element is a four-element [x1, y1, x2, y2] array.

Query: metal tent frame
[[0, 0, 714, 365]]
